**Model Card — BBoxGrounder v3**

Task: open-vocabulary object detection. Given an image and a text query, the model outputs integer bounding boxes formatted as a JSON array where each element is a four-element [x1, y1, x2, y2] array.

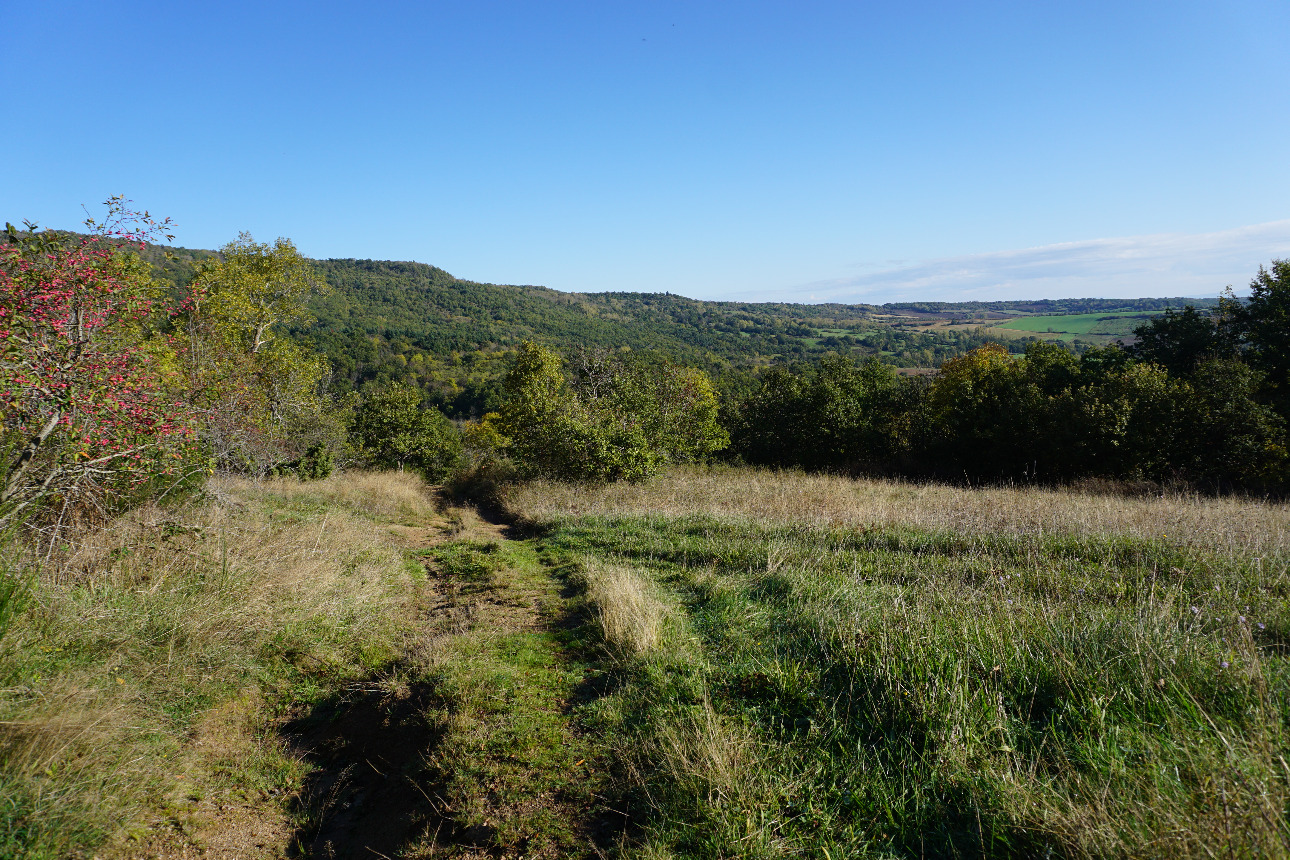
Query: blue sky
[[4, 1, 1288, 302]]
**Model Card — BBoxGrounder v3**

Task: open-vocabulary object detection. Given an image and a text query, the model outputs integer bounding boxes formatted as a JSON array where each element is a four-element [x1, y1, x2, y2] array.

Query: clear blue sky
[[4, 1, 1288, 302]]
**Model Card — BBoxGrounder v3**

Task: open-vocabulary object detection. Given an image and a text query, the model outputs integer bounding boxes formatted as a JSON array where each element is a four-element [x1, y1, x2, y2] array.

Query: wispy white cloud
[[738, 220, 1290, 304]]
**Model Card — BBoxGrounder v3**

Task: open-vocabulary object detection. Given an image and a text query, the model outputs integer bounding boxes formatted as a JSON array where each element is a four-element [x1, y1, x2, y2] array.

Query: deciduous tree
[[494, 342, 726, 482], [353, 383, 461, 479], [0, 200, 199, 533], [181, 234, 344, 474]]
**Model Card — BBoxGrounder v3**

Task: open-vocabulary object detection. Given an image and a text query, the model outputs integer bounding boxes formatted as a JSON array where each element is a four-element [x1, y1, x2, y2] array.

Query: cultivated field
[[996, 311, 1153, 337]]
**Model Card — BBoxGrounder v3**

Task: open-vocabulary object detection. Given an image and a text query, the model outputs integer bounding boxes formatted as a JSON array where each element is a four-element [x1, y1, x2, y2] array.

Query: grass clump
[[582, 559, 671, 658]]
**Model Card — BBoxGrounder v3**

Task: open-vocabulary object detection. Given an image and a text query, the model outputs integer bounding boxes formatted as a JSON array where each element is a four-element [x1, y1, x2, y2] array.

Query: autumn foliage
[[0, 203, 348, 541], [0, 200, 200, 533]]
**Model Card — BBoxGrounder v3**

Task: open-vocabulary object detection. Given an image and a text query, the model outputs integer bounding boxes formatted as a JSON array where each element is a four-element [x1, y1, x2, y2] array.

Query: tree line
[[729, 263, 1290, 490]]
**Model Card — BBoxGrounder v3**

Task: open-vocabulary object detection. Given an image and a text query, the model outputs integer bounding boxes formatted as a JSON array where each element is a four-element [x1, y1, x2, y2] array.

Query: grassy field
[[0, 473, 455, 858], [2, 467, 1287, 858], [0, 472, 621, 859], [510, 467, 1290, 858], [996, 311, 1154, 337]]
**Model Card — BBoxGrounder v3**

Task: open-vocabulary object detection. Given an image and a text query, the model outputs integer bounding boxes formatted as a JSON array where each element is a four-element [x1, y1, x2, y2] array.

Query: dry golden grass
[[510, 465, 1290, 556], [582, 560, 668, 657], [0, 470, 445, 857], [55, 475, 417, 631], [227, 469, 441, 524]]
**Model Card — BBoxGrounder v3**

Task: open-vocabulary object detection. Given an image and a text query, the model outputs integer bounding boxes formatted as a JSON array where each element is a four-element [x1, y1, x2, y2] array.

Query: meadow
[[0, 473, 457, 857], [510, 467, 1290, 858], [1, 467, 1287, 858]]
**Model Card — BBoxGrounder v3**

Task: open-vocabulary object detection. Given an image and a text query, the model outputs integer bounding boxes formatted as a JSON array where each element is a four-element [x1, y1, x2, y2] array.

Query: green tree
[[925, 343, 1040, 477], [1129, 305, 1236, 377], [194, 233, 321, 354], [354, 384, 462, 479], [1232, 259, 1290, 415], [1176, 359, 1287, 487], [641, 363, 729, 464], [182, 234, 345, 474], [494, 342, 726, 482], [1064, 360, 1183, 480], [731, 356, 911, 470]]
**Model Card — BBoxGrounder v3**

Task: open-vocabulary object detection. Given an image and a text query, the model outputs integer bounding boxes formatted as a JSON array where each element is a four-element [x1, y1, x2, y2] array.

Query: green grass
[[997, 311, 1154, 336], [533, 512, 1290, 858], [7, 470, 1287, 858], [400, 537, 610, 857]]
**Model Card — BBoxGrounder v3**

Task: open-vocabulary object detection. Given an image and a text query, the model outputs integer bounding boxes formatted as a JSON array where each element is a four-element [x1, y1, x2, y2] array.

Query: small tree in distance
[[354, 383, 462, 480]]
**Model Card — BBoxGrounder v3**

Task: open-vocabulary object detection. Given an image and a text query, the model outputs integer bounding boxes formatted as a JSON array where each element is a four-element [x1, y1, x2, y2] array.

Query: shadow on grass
[[282, 681, 455, 859]]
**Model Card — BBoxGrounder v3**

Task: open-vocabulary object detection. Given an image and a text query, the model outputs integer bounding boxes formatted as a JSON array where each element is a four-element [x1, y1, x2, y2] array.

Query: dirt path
[[130, 501, 601, 860]]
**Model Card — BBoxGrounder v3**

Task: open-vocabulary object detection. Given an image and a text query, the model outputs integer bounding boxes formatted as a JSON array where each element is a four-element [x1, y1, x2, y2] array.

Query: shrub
[[0, 201, 202, 538], [353, 383, 462, 481], [493, 342, 726, 482]]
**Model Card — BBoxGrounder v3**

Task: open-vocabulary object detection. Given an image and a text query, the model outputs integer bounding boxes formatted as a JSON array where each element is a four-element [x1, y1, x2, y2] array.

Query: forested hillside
[[296, 258, 1018, 412], [130, 239, 1220, 416]]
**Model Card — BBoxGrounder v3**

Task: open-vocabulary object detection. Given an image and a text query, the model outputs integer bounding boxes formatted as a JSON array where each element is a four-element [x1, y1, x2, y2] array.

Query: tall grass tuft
[[583, 559, 669, 658]]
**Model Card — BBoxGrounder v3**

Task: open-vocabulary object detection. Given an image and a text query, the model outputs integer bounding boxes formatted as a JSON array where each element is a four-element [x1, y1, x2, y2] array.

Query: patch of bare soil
[[122, 696, 295, 859], [126, 496, 583, 860]]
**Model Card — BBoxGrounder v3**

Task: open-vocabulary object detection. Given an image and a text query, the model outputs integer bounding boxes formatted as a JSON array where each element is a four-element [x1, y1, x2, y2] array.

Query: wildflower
[[1191, 606, 1200, 615], [1238, 616, 1246, 624], [1219, 661, 1230, 670], [1257, 622, 1266, 631]]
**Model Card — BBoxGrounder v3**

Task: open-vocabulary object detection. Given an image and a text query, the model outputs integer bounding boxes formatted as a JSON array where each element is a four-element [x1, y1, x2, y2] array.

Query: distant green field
[[998, 310, 1154, 337]]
